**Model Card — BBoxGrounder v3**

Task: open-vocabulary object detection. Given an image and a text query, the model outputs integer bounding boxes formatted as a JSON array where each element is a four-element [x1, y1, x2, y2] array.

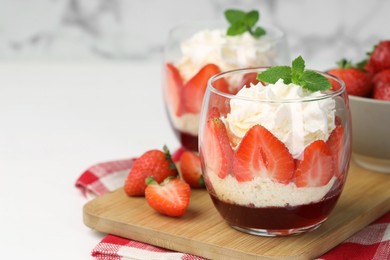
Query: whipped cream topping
[[224, 79, 336, 158], [176, 29, 279, 83]]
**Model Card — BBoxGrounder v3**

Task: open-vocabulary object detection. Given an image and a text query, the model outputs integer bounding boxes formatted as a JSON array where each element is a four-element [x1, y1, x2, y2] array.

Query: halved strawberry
[[295, 140, 334, 187], [233, 125, 294, 183], [182, 64, 227, 113], [327, 126, 345, 180], [145, 176, 191, 217], [166, 63, 184, 116], [179, 151, 205, 189], [200, 117, 233, 179]]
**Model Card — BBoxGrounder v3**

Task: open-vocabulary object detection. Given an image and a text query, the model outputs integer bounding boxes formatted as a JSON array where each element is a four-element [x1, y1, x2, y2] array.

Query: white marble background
[[0, 0, 389, 69]]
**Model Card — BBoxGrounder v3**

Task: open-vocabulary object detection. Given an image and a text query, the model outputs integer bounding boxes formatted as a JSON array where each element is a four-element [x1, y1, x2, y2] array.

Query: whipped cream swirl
[[176, 29, 280, 82], [224, 79, 336, 158]]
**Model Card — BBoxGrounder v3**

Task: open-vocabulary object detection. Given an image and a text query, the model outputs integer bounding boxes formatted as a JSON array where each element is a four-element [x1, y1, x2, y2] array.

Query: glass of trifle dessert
[[163, 9, 289, 151], [198, 56, 352, 236]]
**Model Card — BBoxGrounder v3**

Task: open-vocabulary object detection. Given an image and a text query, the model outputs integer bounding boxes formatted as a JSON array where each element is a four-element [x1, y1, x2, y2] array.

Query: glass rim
[[207, 67, 346, 103]]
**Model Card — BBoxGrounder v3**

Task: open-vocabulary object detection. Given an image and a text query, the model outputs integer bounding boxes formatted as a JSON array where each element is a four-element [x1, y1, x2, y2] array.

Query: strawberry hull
[[209, 189, 342, 235]]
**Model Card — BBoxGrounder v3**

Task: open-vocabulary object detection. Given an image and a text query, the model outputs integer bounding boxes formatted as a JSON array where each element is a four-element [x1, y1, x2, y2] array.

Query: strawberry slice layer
[[201, 117, 233, 179], [327, 126, 345, 180], [183, 64, 227, 113], [166, 63, 184, 116], [295, 140, 334, 187], [233, 125, 294, 184]]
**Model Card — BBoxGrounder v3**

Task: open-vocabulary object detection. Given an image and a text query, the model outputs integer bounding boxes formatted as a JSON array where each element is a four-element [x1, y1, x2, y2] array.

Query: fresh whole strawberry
[[145, 176, 191, 217], [179, 151, 205, 189], [124, 146, 178, 196], [372, 68, 390, 86], [367, 40, 390, 72], [182, 64, 228, 113], [295, 140, 334, 187], [373, 82, 390, 101], [201, 117, 233, 179], [233, 125, 294, 183], [371, 69, 390, 101], [328, 59, 372, 97]]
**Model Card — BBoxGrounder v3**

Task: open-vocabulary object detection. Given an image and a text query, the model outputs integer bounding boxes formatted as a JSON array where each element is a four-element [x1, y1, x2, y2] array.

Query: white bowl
[[349, 95, 390, 173]]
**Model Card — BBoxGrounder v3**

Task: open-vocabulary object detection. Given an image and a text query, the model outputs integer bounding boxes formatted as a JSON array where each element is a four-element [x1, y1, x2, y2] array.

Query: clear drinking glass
[[198, 67, 352, 236], [162, 21, 289, 151]]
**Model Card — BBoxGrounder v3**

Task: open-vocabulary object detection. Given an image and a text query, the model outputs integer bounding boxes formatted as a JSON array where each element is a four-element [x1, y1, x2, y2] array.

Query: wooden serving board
[[83, 162, 390, 259]]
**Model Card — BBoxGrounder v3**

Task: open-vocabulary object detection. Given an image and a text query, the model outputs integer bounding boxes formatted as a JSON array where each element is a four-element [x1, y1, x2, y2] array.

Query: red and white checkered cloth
[[76, 149, 390, 260]]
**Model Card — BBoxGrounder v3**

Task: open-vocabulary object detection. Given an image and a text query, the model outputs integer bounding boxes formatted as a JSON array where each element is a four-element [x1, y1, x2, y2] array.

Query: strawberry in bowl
[[163, 9, 289, 151], [327, 40, 390, 173], [198, 56, 352, 236]]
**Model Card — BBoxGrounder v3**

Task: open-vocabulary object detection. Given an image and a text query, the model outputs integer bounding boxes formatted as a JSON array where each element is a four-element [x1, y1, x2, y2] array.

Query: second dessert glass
[[163, 21, 289, 151], [198, 67, 352, 236]]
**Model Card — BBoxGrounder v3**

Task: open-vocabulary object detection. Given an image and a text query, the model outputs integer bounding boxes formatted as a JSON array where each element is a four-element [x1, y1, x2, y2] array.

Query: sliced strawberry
[[207, 106, 221, 120], [233, 125, 294, 183], [295, 140, 334, 187], [166, 63, 184, 116], [145, 177, 191, 217], [200, 117, 233, 179], [179, 151, 205, 189], [327, 126, 345, 180], [241, 72, 260, 87], [182, 64, 226, 113]]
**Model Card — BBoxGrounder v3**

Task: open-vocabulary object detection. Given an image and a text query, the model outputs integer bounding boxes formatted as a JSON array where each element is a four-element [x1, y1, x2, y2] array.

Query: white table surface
[[0, 60, 179, 259]]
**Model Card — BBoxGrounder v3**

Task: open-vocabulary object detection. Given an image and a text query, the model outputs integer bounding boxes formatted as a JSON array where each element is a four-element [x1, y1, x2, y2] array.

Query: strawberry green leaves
[[224, 9, 266, 38], [257, 56, 331, 92]]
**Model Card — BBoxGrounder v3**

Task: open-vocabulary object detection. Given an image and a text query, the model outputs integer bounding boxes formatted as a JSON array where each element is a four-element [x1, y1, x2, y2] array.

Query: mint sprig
[[256, 56, 331, 91], [224, 9, 266, 38]]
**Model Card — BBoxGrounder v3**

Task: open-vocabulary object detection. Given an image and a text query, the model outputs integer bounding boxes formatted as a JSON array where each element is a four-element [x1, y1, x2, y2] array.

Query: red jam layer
[[209, 191, 341, 230]]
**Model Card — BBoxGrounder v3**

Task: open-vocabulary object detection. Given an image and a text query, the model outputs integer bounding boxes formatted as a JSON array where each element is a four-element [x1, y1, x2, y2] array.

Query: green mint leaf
[[224, 9, 246, 24], [300, 70, 331, 91], [257, 66, 292, 84], [292, 56, 305, 75], [291, 55, 305, 84], [227, 23, 247, 36], [256, 56, 331, 92], [245, 10, 259, 27], [224, 9, 266, 38], [252, 27, 266, 38]]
